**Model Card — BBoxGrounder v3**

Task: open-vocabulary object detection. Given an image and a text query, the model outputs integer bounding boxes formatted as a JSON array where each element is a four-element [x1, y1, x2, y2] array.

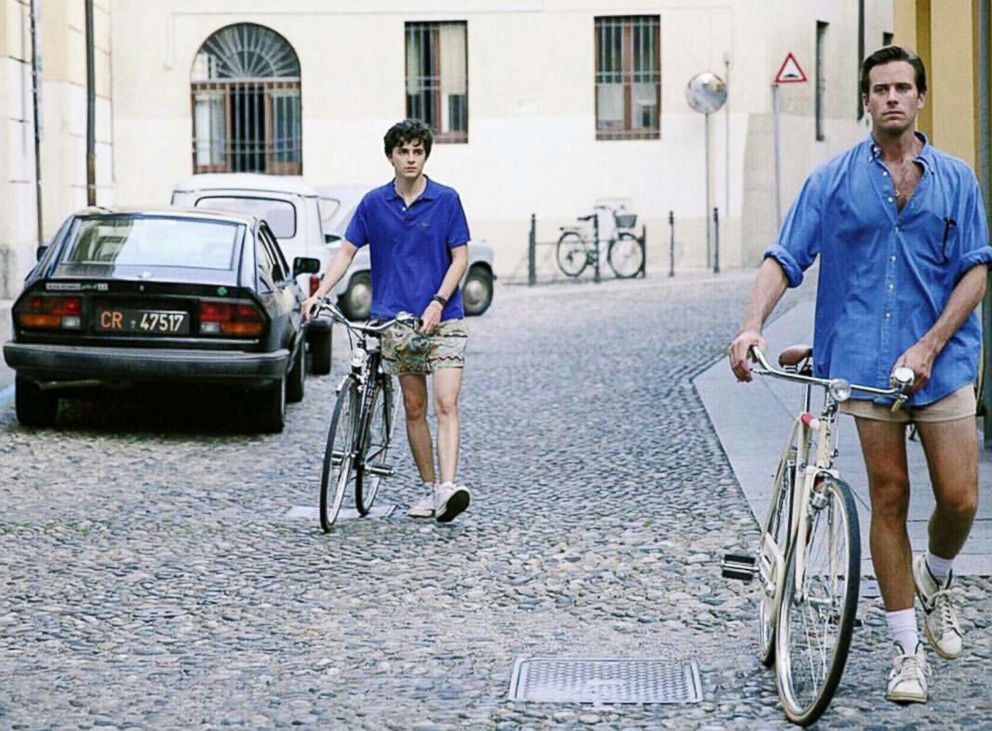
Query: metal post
[[713, 207, 720, 274], [640, 224, 647, 278], [29, 0, 43, 248], [668, 211, 675, 277], [724, 53, 731, 228], [592, 213, 601, 284], [772, 83, 782, 228], [528, 213, 536, 286], [85, 0, 96, 206], [978, 0, 992, 448], [704, 111, 711, 267]]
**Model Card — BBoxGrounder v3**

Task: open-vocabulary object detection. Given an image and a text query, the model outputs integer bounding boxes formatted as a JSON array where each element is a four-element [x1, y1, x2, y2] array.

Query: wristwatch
[[431, 294, 448, 307]]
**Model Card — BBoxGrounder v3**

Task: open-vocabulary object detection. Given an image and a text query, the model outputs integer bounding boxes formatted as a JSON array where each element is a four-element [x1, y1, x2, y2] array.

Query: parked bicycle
[[722, 345, 914, 726], [313, 300, 422, 532], [556, 204, 643, 279]]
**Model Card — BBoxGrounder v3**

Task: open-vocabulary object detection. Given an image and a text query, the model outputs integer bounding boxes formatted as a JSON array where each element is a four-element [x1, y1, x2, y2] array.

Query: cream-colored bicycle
[[722, 345, 914, 726]]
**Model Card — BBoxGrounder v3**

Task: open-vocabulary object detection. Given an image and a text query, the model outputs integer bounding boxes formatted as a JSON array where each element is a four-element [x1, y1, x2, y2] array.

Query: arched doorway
[[190, 23, 302, 175]]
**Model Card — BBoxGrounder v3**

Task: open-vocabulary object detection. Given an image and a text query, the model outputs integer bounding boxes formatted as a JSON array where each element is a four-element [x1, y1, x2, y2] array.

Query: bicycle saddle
[[778, 344, 813, 367]]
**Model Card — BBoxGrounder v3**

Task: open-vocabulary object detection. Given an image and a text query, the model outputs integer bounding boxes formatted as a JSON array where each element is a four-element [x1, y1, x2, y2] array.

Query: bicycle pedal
[[364, 463, 395, 477], [721, 553, 757, 582]]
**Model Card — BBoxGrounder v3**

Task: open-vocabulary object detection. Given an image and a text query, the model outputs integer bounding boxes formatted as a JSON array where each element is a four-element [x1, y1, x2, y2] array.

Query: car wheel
[[308, 326, 332, 376], [15, 376, 59, 427], [463, 266, 494, 316], [339, 271, 372, 321], [255, 377, 286, 434], [287, 339, 305, 403]]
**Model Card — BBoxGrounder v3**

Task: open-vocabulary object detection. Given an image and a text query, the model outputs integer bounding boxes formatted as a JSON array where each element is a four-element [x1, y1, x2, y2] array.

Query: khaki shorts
[[840, 384, 976, 424], [381, 318, 467, 376]]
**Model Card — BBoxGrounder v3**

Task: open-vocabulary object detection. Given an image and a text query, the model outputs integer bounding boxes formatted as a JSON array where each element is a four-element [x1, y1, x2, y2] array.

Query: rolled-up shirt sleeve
[[762, 176, 823, 288], [951, 171, 992, 283]]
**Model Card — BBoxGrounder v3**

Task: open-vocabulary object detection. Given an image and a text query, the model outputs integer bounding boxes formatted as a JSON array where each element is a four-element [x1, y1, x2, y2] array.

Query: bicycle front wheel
[[355, 376, 395, 515], [556, 232, 589, 277], [607, 232, 643, 278], [319, 379, 360, 532], [775, 476, 861, 726]]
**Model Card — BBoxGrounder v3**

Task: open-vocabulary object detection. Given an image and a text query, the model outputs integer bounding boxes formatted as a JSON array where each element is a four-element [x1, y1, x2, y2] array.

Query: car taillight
[[16, 295, 82, 330], [199, 301, 264, 337], [309, 274, 320, 297]]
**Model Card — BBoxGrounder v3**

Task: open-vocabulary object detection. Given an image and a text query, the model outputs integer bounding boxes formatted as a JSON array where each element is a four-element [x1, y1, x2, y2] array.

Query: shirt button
[[882, 171, 888, 176], [894, 225, 900, 232], [887, 197, 894, 203], [888, 283, 894, 290], [885, 312, 892, 319], [890, 255, 897, 262]]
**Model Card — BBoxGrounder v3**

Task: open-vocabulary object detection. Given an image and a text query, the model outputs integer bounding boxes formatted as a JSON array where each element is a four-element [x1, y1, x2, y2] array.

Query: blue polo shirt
[[345, 178, 470, 321], [765, 133, 992, 406]]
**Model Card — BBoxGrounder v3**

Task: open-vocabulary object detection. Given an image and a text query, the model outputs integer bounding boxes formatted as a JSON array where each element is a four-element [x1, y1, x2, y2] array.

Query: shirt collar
[[387, 176, 437, 202], [866, 131, 936, 173]]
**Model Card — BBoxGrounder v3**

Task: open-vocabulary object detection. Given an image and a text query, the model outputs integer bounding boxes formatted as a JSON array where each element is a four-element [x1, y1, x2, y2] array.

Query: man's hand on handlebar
[[301, 295, 322, 322], [729, 330, 767, 383]]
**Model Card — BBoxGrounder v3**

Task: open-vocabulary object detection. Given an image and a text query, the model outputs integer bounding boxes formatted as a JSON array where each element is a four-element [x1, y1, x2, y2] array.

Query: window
[[405, 22, 468, 143], [595, 16, 660, 140], [194, 196, 297, 239], [815, 21, 828, 141], [882, 31, 894, 46], [190, 24, 302, 174]]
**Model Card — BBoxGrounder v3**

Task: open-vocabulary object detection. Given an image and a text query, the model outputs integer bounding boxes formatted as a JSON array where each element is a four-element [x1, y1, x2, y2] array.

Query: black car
[[2, 207, 327, 433]]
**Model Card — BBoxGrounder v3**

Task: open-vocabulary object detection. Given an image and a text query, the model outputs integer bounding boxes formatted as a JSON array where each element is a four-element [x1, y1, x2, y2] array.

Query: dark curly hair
[[383, 119, 434, 158], [861, 45, 927, 96]]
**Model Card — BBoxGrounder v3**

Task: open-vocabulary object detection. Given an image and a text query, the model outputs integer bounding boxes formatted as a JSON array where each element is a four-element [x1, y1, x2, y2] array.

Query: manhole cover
[[285, 505, 395, 521], [508, 657, 702, 704]]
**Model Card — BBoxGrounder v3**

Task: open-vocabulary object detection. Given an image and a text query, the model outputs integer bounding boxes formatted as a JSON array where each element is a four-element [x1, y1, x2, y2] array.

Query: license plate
[[96, 308, 190, 335]]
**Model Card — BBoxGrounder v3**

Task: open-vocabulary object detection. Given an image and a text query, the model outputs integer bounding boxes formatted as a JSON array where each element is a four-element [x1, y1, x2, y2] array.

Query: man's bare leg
[[399, 373, 435, 483], [433, 367, 463, 485]]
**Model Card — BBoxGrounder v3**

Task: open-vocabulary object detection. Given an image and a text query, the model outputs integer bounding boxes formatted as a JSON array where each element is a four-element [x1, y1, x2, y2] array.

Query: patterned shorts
[[381, 318, 468, 376]]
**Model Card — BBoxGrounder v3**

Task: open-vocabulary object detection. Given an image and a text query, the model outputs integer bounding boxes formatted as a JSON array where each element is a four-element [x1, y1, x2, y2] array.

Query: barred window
[[595, 16, 660, 140], [406, 21, 468, 143], [190, 23, 302, 175]]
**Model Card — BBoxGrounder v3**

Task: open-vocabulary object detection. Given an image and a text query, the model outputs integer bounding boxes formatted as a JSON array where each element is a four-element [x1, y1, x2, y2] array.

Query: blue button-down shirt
[[765, 133, 992, 406], [345, 177, 470, 321]]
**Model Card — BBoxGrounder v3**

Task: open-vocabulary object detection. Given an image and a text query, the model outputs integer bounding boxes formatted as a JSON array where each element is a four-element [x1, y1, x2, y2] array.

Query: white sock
[[925, 550, 953, 583], [886, 608, 919, 656]]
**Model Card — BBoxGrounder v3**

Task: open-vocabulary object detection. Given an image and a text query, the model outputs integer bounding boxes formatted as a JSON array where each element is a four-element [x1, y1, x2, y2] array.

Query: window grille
[[190, 23, 302, 174], [595, 16, 660, 140], [406, 22, 468, 143]]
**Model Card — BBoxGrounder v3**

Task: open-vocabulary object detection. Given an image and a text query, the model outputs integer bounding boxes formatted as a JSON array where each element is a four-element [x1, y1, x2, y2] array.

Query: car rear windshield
[[61, 216, 242, 270], [194, 196, 297, 239]]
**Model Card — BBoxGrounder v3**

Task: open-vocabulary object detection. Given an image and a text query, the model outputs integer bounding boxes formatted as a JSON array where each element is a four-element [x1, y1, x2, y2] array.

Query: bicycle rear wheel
[[319, 379, 359, 532], [556, 232, 589, 277], [758, 446, 797, 667], [607, 232, 643, 278], [775, 476, 860, 726], [355, 376, 395, 515]]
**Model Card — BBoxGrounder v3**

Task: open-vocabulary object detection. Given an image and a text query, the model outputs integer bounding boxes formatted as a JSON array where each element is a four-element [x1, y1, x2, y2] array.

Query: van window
[[194, 196, 297, 239]]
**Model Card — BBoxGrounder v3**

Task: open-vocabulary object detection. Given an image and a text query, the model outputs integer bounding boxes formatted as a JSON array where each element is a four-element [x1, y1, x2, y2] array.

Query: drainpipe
[[29, 0, 43, 247], [85, 0, 96, 206], [978, 0, 991, 448]]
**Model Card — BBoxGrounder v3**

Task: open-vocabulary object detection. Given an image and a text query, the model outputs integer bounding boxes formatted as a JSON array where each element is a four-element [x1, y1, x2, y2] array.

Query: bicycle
[[721, 345, 914, 726], [314, 300, 422, 532], [556, 204, 643, 279]]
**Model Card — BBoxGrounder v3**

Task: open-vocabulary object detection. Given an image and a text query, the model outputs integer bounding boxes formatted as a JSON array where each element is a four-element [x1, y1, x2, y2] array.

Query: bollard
[[668, 211, 675, 277], [640, 224, 647, 278], [528, 213, 536, 286], [592, 212, 601, 284], [713, 207, 720, 274]]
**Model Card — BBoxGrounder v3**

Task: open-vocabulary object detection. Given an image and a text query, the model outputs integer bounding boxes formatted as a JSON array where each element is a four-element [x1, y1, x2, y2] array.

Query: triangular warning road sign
[[775, 52, 807, 84]]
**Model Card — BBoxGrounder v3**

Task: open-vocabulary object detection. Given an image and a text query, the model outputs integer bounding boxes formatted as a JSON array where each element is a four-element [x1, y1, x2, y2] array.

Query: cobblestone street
[[1, 273, 990, 729]]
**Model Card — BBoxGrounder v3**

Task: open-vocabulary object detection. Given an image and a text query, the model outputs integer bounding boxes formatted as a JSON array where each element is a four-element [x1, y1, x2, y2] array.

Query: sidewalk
[[695, 298, 992, 577]]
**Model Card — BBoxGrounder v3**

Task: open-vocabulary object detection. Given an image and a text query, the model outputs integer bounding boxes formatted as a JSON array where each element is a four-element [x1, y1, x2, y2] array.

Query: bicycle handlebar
[[313, 299, 421, 336], [749, 346, 915, 411]]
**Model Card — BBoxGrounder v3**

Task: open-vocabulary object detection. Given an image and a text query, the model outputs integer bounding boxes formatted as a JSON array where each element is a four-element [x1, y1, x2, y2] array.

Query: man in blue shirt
[[304, 119, 472, 523], [729, 46, 991, 704]]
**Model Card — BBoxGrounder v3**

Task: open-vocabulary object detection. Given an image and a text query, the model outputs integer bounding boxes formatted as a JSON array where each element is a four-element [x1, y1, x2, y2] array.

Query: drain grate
[[508, 657, 702, 704]]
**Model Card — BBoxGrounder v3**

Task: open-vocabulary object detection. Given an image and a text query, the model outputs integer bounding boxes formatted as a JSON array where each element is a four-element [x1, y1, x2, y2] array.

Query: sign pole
[[705, 111, 711, 267], [772, 82, 782, 228]]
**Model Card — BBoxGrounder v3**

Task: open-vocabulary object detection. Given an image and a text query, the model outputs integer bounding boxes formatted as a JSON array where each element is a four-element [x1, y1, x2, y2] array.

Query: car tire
[[15, 376, 59, 428], [463, 266, 494, 316], [308, 326, 332, 376], [339, 271, 372, 321], [287, 339, 305, 403], [255, 377, 286, 434]]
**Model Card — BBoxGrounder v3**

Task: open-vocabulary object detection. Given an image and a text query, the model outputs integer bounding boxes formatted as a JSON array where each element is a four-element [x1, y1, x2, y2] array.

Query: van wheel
[[287, 340, 305, 403], [255, 377, 286, 434], [309, 327, 332, 376], [15, 376, 59, 427], [340, 272, 372, 321], [463, 267, 494, 316]]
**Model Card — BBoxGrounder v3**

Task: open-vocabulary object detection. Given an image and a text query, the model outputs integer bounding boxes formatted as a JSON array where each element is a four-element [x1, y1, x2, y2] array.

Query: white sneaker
[[913, 554, 963, 659], [406, 484, 436, 518], [886, 642, 929, 704], [434, 482, 470, 523]]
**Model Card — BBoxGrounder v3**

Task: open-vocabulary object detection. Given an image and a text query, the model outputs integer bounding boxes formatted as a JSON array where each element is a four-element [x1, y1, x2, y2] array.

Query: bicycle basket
[[614, 212, 637, 229]]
